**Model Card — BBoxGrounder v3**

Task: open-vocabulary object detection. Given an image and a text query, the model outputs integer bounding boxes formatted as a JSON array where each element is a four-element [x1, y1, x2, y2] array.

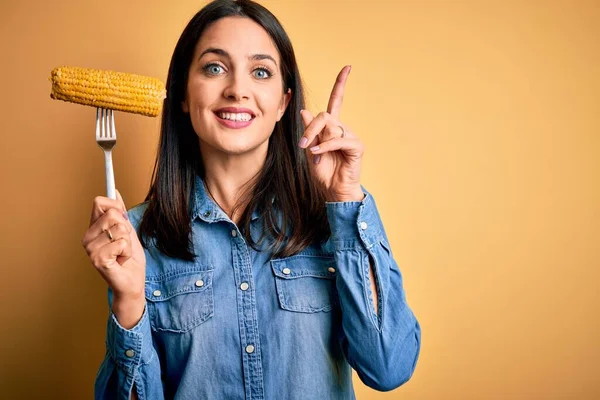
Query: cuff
[[106, 304, 154, 373], [325, 185, 384, 250]]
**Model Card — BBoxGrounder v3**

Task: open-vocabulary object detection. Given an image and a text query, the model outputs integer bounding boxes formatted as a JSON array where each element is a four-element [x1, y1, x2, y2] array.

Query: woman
[[82, 0, 421, 399]]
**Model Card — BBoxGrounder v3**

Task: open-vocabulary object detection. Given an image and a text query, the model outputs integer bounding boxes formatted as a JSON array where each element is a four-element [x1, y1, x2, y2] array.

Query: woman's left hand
[[299, 65, 365, 203]]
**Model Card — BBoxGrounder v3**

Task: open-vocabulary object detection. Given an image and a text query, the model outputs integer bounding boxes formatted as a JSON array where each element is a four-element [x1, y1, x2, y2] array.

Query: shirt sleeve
[[324, 186, 422, 392], [94, 290, 165, 400]]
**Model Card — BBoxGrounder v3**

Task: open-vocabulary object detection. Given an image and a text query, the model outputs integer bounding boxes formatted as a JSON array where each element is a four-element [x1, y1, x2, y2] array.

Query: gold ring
[[339, 125, 346, 138], [105, 228, 114, 241]]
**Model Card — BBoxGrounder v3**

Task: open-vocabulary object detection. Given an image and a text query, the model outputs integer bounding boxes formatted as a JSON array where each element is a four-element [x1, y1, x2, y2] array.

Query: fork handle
[[104, 150, 116, 200]]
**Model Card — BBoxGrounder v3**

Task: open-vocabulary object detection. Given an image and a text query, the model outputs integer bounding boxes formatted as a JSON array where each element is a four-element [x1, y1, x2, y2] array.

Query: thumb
[[115, 189, 127, 213], [299, 109, 313, 129], [115, 189, 136, 234], [299, 110, 320, 166]]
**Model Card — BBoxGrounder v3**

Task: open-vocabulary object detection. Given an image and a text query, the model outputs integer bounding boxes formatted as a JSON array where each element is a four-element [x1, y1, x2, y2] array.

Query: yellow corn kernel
[[49, 66, 166, 117]]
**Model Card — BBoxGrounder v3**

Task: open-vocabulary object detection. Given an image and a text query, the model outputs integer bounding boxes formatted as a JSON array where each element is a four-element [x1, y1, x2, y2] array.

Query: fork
[[95, 108, 117, 200]]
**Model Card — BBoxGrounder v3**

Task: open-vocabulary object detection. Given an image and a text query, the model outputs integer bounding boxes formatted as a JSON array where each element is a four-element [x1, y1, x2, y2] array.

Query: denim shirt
[[94, 175, 421, 400]]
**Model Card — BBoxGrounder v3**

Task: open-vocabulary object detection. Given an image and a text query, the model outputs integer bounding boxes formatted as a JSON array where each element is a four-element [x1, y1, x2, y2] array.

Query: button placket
[[231, 225, 264, 398]]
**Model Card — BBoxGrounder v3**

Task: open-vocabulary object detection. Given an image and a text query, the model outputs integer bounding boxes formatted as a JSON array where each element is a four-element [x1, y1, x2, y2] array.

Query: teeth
[[218, 112, 252, 121]]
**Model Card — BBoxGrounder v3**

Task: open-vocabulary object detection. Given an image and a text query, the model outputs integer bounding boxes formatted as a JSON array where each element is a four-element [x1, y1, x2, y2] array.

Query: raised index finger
[[327, 65, 351, 118]]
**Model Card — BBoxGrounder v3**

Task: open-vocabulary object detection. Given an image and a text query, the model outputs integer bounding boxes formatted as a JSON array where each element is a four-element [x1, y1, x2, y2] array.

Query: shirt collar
[[191, 175, 265, 222]]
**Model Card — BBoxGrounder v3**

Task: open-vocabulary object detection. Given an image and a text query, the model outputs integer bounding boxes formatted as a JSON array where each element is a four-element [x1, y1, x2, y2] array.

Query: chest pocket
[[271, 255, 338, 313], [145, 268, 214, 333]]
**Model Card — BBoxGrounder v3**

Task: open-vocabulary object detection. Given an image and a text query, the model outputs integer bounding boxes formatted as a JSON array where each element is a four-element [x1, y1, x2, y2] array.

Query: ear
[[181, 99, 189, 113], [276, 88, 292, 121]]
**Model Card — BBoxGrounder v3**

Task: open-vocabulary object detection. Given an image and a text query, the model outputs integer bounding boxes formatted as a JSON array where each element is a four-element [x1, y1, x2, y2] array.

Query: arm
[[94, 288, 165, 400], [368, 261, 379, 315], [325, 188, 421, 392]]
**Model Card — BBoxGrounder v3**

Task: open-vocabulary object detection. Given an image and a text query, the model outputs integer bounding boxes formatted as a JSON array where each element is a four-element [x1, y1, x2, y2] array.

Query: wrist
[[326, 187, 365, 203], [112, 295, 146, 330]]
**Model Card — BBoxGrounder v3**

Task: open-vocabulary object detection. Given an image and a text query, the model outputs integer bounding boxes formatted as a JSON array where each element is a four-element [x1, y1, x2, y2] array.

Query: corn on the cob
[[49, 66, 166, 117]]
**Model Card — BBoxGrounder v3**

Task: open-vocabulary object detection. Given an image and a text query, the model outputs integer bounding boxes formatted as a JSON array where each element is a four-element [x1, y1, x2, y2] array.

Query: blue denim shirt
[[95, 175, 421, 400]]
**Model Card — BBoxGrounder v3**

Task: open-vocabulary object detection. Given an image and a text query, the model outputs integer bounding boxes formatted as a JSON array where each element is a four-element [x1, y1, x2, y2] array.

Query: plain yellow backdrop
[[0, 0, 598, 399]]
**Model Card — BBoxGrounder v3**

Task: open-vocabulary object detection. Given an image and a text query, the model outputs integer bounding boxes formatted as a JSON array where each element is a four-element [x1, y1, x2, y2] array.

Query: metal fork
[[95, 108, 117, 200]]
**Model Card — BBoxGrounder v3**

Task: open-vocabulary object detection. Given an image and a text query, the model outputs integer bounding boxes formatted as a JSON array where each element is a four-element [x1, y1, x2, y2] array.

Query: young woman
[[82, 1, 421, 399]]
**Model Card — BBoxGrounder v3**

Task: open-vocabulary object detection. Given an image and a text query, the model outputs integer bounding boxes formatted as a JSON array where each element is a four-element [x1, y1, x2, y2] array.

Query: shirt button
[[245, 344, 255, 354], [195, 280, 204, 287], [231, 229, 237, 237], [203, 211, 211, 217], [282, 268, 291, 275], [152, 290, 161, 297], [125, 349, 135, 358], [328, 267, 336, 273], [360, 221, 368, 230], [240, 282, 249, 291]]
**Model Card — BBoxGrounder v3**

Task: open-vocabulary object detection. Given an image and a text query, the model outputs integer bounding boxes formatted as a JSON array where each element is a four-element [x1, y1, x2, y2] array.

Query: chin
[[198, 127, 270, 156], [214, 139, 262, 155]]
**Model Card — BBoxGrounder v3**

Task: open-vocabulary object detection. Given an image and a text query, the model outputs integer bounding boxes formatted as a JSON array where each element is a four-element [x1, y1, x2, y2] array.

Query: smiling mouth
[[215, 112, 255, 122]]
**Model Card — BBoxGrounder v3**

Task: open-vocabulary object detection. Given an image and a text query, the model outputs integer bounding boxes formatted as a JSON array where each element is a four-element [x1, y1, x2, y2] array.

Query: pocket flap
[[145, 269, 213, 302], [271, 255, 336, 279]]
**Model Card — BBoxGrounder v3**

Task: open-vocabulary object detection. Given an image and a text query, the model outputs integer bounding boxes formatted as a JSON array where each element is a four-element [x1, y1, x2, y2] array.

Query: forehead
[[196, 16, 280, 61]]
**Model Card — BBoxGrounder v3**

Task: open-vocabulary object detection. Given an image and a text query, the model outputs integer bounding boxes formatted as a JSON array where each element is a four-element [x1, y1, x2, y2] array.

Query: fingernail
[[123, 211, 129, 220], [310, 146, 320, 152], [299, 137, 308, 147], [313, 154, 321, 164]]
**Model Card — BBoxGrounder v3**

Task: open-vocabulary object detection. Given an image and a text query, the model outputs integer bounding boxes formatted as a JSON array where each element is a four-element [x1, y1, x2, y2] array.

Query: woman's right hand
[[81, 189, 147, 328]]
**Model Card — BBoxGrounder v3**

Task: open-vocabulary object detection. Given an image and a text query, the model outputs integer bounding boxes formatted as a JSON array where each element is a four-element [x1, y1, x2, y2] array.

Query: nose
[[223, 70, 251, 101]]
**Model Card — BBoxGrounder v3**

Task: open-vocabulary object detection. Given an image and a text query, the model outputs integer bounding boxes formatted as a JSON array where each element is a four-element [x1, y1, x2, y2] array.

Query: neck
[[200, 141, 267, 225]]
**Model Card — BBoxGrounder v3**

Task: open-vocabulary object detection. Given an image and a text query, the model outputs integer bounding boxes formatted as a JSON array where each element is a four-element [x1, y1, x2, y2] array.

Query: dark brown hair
[[138, 0, 329, 261]]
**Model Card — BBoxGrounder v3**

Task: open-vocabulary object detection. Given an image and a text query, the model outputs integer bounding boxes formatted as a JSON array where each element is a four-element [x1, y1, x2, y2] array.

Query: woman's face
[[183, 16, 291, 157]]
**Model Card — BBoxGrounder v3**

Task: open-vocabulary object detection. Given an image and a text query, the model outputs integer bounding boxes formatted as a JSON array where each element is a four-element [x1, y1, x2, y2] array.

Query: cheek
[[187, 79, 217, 107], [258, 89, 286, 117]]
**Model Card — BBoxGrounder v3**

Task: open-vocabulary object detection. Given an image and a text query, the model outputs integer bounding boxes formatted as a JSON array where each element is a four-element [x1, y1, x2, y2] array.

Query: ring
[[339, 125, 346, 138], [105, 228, 114, 241]]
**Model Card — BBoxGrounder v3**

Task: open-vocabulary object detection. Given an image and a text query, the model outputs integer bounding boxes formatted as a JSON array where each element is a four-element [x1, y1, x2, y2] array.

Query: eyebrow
[[198, 47, 278, 67]]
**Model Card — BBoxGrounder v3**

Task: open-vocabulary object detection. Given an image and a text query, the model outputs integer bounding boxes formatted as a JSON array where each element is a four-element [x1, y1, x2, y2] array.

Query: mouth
[[214, 107, 256, 120], [216, 111, 254, 121], [213, 107, 256, 129]]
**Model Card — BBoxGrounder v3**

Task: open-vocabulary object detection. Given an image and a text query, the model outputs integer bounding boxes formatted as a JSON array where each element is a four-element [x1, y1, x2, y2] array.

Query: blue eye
[[253, 68, 272, 79], [204, 63, 224, 75]]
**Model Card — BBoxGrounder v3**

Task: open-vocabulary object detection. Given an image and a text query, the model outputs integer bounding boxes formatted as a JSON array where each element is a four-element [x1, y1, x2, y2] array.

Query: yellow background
[[1, 0, 598, 398]]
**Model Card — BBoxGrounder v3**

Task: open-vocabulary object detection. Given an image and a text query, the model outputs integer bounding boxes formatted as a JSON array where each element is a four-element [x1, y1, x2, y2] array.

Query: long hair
[[138, 0, 330, 261]]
